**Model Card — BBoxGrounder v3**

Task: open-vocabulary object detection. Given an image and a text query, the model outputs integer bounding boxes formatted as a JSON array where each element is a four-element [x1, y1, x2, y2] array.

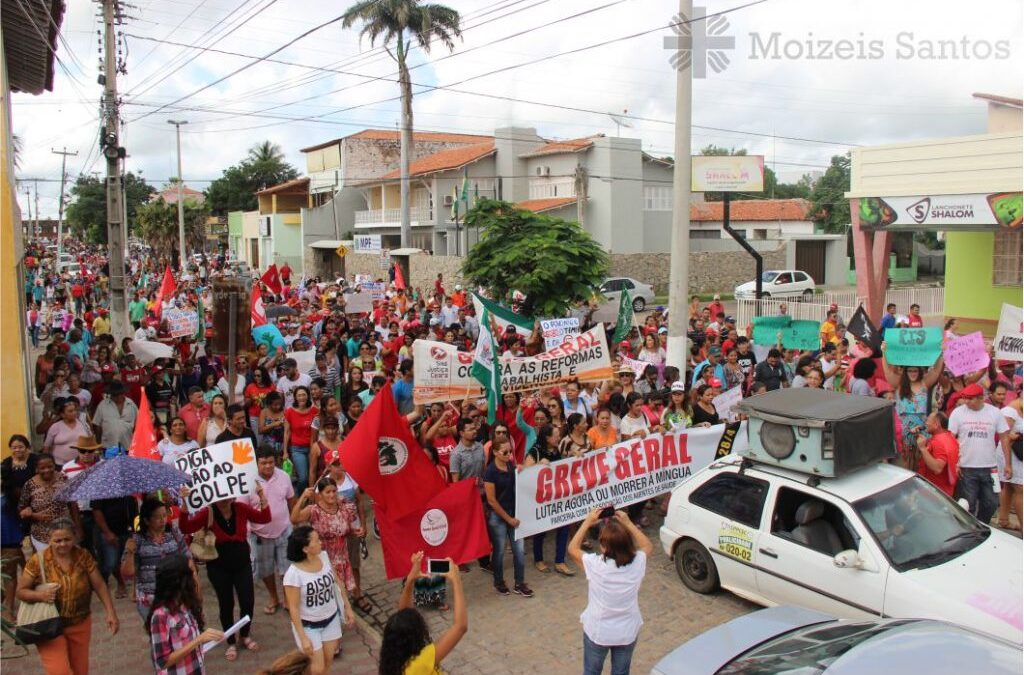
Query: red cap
[[960, 383, 984, 398], [619, 340, 630, 348], [708, 377, 723, 388]]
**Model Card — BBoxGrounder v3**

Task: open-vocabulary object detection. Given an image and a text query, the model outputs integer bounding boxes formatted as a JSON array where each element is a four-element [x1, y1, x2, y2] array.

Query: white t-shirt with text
[[283, 551, 338, 623], [949, 404, 1009, 468]]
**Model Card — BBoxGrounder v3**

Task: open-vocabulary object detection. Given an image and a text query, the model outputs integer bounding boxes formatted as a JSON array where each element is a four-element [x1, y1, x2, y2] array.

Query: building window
[[529, 179, 574, 200], [993, 229, 1023, 287], [690, 229, 720, 239], [643, 186, 672, 211]]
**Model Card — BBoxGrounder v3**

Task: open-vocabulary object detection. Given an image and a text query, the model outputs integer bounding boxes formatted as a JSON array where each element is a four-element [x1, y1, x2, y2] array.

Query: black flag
[[848, 305, 882, 356]]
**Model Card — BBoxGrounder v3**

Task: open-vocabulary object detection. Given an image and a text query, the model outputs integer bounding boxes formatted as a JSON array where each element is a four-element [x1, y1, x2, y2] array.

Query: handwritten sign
[[752, 315, 792, 346], [619, 355, 648, 378], [883, 327, 943, 367], [712, 386, 743, 422], [781, 320, 822, 351], [164, 308, 199, 339], [540, 317, 580, 350], [176, 438, 259, 511], [344, 291, 374, 315], [944, 331, 990, 377], [362, 281, 386, 301], [995, 303, 1023, 362]]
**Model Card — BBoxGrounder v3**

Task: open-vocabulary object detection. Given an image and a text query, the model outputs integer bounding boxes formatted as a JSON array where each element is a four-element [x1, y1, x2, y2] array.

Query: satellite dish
[[608, 113, 633, 129]]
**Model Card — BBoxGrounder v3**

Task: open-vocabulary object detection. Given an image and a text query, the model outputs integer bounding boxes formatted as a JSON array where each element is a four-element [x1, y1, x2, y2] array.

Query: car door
[[602, 279, 623, 303], [774, 272, 794, 296], [755, 485, 886, 619], [687, 470, 769, 593]]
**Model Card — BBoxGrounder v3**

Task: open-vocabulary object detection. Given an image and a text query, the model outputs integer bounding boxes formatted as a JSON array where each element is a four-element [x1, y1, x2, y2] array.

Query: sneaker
[[494, 582, 510, 595], [513, 583, 534, 598]]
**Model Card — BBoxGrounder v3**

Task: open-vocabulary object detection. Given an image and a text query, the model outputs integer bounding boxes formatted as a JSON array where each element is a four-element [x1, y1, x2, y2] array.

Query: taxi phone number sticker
[[718, 524, 753, 562]]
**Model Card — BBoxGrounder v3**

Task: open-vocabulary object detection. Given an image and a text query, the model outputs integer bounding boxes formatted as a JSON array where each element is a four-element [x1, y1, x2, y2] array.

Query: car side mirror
[[833, 549, 862, 569]]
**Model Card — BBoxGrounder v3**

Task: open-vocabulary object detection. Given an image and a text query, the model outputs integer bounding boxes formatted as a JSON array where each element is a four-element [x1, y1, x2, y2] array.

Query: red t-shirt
[[918, 431, 960, 497], [907, 315, 923, 328], [284, 406, 319, 447], [121, 367, 146, 404]]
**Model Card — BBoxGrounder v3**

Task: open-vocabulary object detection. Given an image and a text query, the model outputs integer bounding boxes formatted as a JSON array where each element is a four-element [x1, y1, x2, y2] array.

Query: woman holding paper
[[148, 554, 222, 675]]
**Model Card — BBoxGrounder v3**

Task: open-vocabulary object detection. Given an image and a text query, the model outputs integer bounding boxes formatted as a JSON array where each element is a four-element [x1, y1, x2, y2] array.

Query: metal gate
[[795, 240, 826, 284]]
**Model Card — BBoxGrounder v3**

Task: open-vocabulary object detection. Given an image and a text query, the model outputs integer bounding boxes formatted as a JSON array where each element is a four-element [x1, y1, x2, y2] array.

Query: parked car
[[659, 454, 1023, 645], [599, 277, 655, 312], [734, 270, 815, 301], [652, 606, 1022, 675]]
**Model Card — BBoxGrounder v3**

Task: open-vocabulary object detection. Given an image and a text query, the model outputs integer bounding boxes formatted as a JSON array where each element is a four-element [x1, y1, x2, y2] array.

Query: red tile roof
[[376, 142, 496, 180], [255, 177, 310, 196], [520, 136, 597, 158], [690, 199, 811, 222], [515, 196, 578, 213]]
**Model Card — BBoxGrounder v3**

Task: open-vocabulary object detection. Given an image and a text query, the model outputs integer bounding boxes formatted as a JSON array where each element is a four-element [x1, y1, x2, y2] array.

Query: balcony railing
[[354, 206, 431, 225]]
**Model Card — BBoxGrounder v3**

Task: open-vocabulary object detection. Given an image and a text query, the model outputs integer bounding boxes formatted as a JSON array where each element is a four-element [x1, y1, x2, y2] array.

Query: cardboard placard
[[540, 317, 581, 350], [176, 438, 259, 511], [995, 303, 1023, 362], [883, 327, 944, 367], [164, 308, 199, 339], [712, 386, 743, 422], [944, 331, 990, 377]]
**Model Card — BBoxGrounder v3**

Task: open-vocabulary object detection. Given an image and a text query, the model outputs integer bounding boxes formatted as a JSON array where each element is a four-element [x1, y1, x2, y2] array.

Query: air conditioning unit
[[442, 195, 454, 207], [534, 166, 551, 176], [735, 389, 895, 478]]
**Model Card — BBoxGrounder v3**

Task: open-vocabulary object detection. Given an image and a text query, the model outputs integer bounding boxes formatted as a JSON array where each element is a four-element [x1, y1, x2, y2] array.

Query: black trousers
[[206, 542, 254, 645]]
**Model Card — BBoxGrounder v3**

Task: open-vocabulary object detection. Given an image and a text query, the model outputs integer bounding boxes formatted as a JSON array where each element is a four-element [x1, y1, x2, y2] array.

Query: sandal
[[355, 596, 373, 613], [263, 603, 280, 615], [225, 645, 238, 661], [241, 637, 259, 652], [534, 561, 550, 573]]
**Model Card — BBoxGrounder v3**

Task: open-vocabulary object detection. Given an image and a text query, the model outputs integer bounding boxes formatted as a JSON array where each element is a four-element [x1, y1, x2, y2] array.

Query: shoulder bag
[[188, 508, 219, 562], [15, 553, 64, 645]]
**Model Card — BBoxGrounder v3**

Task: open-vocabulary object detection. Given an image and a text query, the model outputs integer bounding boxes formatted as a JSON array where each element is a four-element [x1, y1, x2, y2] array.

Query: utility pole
[[33, 180, 39, 239], [101, 0, 129, 339], [168, 119, 188, 271], [51, 147, 77, 257], [665, 0, 693, 371]]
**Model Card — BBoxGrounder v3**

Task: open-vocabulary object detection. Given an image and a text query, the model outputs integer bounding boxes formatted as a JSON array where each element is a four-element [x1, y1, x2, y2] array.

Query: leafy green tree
[[342, 0, 462, 247], [462, 199, 608, 318], [65, 172, 155, 244], [205, 142, 299, 215], [135, 197, 208, 268], [808, 154, 851, 233]]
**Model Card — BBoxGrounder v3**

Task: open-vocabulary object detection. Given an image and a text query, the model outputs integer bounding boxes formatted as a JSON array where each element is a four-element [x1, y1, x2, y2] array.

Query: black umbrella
[[265, 305, 298, 318]]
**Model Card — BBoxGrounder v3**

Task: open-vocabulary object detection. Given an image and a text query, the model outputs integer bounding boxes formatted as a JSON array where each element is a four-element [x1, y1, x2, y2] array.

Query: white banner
[[515, 423, 748, 539], [176, 438, 259, 511], [540, 317, 580, 350], [413, 327, 614, 404], [354, 234, 382, 252], [995, 303, 1023, 362]]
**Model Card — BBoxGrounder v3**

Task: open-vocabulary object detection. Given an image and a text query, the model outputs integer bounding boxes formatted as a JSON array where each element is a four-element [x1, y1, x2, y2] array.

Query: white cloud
[[12, 0, 1022, 216]]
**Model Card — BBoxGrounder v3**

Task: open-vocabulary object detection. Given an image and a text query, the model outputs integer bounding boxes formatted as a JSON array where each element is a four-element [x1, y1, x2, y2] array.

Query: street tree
[[65, 172, 155, 243], [342, 0, 462, 247], [808, 154, 852, 233], [205, 141, 299, 215], [135, 196, 208, 268], [462, 198, 608, 318]]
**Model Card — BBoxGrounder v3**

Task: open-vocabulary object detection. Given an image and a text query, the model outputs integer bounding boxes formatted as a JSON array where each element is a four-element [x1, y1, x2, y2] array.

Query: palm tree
[[247, 141, 286, 165], [342, 0, 461, 248]]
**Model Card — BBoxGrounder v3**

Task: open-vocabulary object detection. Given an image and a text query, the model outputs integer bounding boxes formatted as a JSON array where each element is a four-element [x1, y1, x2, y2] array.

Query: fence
[[734, 286, 946, 329]]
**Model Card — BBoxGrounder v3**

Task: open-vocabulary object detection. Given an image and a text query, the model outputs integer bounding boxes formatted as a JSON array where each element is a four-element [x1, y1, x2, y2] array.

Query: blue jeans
[[959, 466, 999, 525], [583, 633, 637, 675], [290, 445, 309, 491], [487, 511, 524, 586], [533, 525, 569, 564], [29, 325, 39, 348], [97, 532, 128, 582], [585, 635, 630, 675]]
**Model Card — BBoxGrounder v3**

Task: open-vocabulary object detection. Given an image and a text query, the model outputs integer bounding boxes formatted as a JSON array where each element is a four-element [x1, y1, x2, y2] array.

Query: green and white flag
[[612, 288, 635, 344], [195, 296, 205, 343], [472, 308, 501, 424], [472, 292, 533, 338]]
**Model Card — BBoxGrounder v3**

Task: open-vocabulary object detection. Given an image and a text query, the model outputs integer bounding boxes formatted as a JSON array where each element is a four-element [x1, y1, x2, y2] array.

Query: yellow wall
[[1, 48, 33, 455]]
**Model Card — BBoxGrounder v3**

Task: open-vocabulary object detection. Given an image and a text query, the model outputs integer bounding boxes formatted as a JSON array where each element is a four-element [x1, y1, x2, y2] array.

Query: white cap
[[455, 284, 463, 291]]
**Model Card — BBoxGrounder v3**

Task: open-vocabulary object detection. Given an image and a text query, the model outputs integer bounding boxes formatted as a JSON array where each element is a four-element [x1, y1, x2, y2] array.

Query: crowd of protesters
[[4, 238, 1022, 675]]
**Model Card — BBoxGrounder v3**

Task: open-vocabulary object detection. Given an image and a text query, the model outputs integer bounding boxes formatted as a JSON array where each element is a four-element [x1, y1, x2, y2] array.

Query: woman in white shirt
[[197, 394, 228, 448], [283, 525, 354, 675], [568, 507, 653, 675], [157, 417, 199, 467]]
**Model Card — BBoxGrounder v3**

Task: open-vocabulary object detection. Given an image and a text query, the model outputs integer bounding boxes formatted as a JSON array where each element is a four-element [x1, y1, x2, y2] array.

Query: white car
[[660, 455, 1023, 645], [734, 270, 815, 301], [599, 277, 656, 312]]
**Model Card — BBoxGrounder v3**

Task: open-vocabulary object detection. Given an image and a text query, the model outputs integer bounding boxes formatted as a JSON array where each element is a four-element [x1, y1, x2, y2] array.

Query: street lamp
[[167, 119, 188, 271]]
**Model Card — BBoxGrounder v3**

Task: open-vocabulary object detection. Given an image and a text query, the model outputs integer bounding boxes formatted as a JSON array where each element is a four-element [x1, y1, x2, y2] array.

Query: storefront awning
[[309, 240, 348, 249]]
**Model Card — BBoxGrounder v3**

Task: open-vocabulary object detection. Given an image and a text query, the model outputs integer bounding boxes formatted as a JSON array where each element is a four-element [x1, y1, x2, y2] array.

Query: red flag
[[376, 478, 491, 579], [261, 264, 283, 295], [394, 264, 406, 291], [128, 390, 160, 461], [154, 265, 176, 319], [339, 385, 446, 520], [251, 286, 267, 327]]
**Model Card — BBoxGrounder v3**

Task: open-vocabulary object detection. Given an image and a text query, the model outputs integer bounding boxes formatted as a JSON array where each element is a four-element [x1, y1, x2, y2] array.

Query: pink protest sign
[[943, 331, 990, 377]]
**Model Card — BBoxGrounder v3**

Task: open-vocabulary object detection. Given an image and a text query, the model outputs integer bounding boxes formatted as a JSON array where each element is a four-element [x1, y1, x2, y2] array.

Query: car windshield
[[717, 620, 915, 675], [853, 476, 989, 571], [760, 272, 779, 282]]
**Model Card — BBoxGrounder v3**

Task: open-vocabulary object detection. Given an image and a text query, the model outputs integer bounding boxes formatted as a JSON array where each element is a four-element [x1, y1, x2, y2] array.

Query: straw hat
[[72, 435, 103, 451]]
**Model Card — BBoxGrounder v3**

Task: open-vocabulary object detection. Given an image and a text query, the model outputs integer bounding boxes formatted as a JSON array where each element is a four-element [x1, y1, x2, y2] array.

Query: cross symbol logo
[[663, 7, 735, 78]]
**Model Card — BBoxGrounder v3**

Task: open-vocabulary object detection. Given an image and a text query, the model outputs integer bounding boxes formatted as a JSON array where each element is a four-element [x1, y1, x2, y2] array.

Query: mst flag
[[154, 265, 176, 319], [128, 391, 160, 461], [472, 308, 501, 424], [472, 292, 533, 338], [261, 264, 283, 295], [847, 305, 882, 356], [339, 385, 446, 520], [612, 288, 634, 344], [376, 478, 491, 579], [251, 286, 267, 327]]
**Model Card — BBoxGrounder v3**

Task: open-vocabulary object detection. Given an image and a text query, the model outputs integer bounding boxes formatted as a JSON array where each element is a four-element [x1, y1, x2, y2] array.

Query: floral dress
[[896, 388, 928, 461], [310, 503, 356, 592]]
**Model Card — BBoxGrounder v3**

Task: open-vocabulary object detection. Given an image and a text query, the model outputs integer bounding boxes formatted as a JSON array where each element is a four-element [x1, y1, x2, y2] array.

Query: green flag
[[612, 288, 634, 344], [460, 168, 470, 208], [472, 292, 533, 338], [471, 308, 501, 424], [194, 296, 205, 343], [451, 184, 459, 220]]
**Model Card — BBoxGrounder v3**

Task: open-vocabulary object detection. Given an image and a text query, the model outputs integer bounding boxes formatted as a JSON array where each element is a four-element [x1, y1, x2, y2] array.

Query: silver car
[[652, 606, 1021, 675], [599, 277, 656, 312]]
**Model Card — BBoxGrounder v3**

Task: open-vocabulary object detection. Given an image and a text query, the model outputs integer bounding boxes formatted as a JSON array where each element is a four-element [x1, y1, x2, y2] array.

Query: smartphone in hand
[[599, 505, 615, 520], [427, 558, 451, 575]]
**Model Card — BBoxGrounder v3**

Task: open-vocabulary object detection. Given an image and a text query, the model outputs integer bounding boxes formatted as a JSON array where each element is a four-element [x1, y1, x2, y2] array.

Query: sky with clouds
[[11, 0, 1023, 218]]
